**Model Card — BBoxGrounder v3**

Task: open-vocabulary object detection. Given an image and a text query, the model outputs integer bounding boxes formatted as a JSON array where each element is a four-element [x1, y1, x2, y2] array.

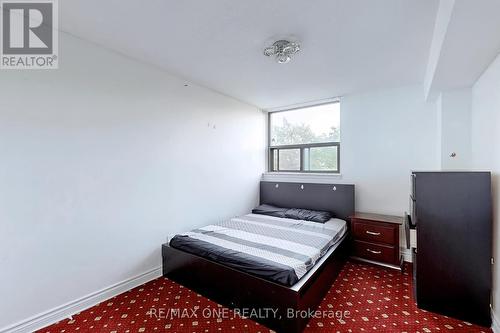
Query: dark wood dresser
[[412, 171, 492, 327], [350, 212, 403, 270]]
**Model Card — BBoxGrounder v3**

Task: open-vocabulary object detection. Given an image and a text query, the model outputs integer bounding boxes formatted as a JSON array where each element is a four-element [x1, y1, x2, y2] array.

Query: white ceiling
[[59, 0, 439, 109], [426, 0, 500, 97]]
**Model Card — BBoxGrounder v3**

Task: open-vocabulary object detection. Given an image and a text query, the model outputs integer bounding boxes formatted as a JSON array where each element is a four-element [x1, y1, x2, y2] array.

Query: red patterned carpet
[[38, 261, 491, 333]]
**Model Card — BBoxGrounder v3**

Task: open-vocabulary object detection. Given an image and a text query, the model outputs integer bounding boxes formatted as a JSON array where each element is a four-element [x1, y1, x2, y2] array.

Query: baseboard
[[0, 266, 162, 333], [350, 256, 402, 271], [492, 308, 500, 333], [401, 247, 412, 262]]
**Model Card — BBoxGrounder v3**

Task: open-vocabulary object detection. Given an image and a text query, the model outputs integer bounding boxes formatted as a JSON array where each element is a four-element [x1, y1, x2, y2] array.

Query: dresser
[[412, 171, 492, 327], [350, 212, 403, 270]]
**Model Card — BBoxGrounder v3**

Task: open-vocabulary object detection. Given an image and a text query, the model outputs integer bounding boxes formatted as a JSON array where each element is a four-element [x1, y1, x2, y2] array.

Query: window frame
[[267, 101, 341, 174]]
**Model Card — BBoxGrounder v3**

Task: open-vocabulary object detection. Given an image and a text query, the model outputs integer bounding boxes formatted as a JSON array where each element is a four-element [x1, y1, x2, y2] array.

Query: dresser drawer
[[352, 220, 397, 245], [353, 240, 397, 265]]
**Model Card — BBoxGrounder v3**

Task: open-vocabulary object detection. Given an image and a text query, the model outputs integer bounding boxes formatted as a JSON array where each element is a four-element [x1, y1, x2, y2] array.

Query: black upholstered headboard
[[259, 181, 355, 221]]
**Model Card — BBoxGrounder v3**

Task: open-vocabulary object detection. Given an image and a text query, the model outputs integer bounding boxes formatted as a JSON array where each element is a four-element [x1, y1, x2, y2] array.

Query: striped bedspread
[[169, 213, 347, 286]]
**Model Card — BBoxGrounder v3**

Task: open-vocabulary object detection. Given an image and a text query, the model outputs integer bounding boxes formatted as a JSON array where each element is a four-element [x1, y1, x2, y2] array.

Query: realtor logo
[[1, 0, 58, 69]]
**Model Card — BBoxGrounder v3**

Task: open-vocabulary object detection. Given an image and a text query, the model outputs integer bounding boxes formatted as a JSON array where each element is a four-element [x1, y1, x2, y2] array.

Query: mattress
[[169, 213, 347, 286]]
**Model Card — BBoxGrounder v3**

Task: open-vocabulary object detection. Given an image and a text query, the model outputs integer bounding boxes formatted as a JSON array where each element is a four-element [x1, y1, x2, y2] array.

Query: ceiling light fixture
[[263, 39, 300, 64]]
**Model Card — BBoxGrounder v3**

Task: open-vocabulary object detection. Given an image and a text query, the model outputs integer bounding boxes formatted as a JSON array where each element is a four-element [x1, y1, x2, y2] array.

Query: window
[[269, 102, 340, 173]]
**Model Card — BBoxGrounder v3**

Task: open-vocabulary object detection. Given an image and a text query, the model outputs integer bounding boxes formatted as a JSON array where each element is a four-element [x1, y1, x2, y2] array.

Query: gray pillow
[[252, 204, 332, 223], [252, 204, 287, 218], [284, 208, 332, 223]]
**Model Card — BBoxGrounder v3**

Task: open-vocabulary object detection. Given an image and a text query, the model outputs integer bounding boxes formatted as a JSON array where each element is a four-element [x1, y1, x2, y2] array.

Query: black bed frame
[[162, 181, 355, 333]]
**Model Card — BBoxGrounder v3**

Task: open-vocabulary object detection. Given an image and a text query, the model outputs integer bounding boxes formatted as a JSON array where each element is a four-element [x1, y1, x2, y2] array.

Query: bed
[[170, 213, 348, 286], [162, 181, 355, 333]]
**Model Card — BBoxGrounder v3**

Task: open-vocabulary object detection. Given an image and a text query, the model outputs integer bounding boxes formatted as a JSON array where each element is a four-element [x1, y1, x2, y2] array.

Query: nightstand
[[349, 212, 403, 270]]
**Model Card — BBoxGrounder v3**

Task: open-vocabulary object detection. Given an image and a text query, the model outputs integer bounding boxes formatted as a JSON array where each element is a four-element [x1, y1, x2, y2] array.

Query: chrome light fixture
[[263, 40, 300, 64]]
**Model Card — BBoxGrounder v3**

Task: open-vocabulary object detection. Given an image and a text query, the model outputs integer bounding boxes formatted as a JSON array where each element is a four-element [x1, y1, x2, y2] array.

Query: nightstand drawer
[[353, 240, 397, 264], [352, 221, 397, 245]]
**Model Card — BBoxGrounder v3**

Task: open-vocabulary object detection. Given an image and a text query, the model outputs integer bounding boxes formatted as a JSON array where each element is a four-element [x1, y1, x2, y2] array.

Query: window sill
[[262, 172, 343, 184]]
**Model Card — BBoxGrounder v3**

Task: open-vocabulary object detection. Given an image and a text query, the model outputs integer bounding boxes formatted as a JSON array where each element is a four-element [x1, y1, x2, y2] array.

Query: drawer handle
[[366, 249, 382, 254], [366, 230, 381, 236]]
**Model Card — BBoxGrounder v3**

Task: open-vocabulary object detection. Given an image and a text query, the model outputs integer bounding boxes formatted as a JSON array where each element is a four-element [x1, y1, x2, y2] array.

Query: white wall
[[340, 86, 439, 215], [438, 88, 472, 169], [265, 86, 440, 216], [0, 33, 265, 331], [263, 86, 440, 258], [470, 53, 500, 322]]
